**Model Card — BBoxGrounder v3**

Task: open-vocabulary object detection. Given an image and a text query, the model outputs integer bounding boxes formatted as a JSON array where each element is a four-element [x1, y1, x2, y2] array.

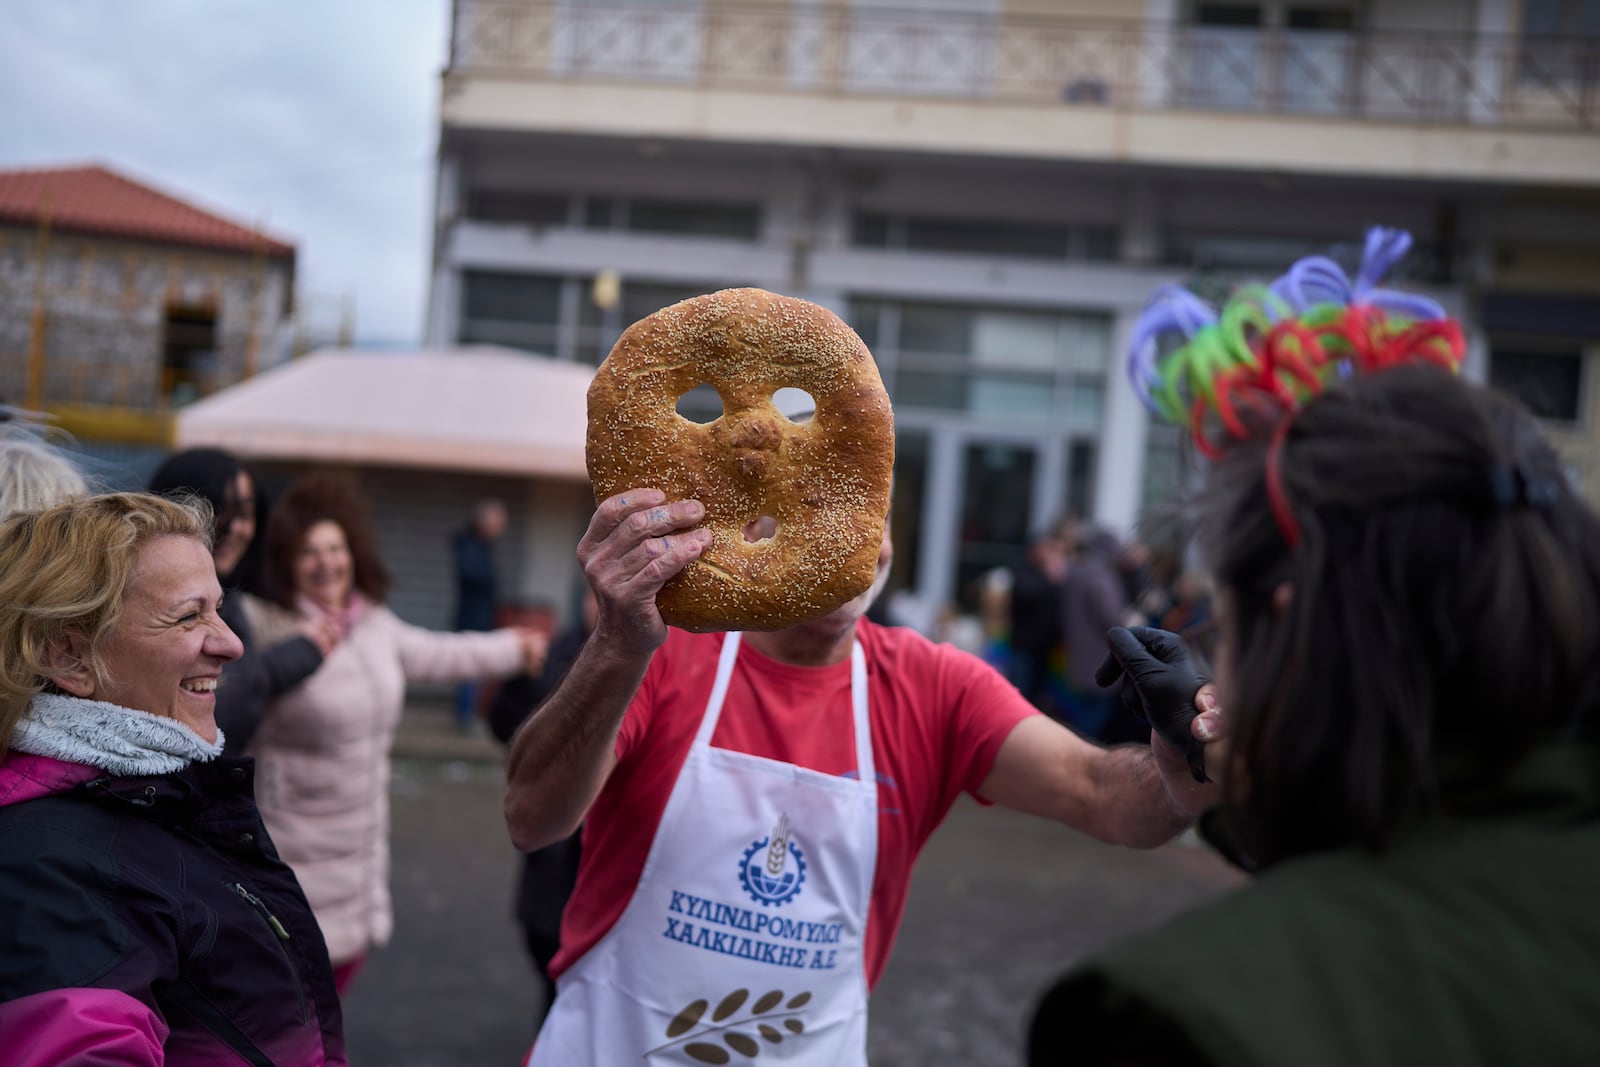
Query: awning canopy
[[177, 346, 594, 480]]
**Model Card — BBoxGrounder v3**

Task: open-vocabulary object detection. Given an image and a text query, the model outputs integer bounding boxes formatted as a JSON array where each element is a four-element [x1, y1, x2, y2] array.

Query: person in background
[[488, 586, 598, 1026], [0, 493, 346, 1066], [1159, 570, 1216, 667], [244, 473, 545, 996], [453, 498, 509, 735], [148, 448, 339, 755], [1008, 532, 1067, 714], [1059, 526, 1132, 739], [0, 420, 89, 523]]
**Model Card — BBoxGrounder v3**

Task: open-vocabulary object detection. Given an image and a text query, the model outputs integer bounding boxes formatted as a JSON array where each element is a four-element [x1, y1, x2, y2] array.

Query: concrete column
[[1120, 179, 1162, 266], [1092, 308, 1149, 537], [1470, 0, 1514, 125], [1033, 438, 1067, 535], [1463, 327, 1491, 384], [1140, 0, 1182, 108], [424, 151, 462, 346], [918, 429, 964, 616]]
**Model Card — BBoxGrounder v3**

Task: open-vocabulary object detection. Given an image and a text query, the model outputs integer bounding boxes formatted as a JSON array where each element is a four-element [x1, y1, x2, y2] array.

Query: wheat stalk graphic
[[765, 814, 790, 876], [645, 988, 813, 1063]]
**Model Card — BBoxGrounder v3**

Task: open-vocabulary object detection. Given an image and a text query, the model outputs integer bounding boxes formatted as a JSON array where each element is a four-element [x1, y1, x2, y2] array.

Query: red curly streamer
[[1189, 305, 1464, 551], [1265, 417, 1302, 550]]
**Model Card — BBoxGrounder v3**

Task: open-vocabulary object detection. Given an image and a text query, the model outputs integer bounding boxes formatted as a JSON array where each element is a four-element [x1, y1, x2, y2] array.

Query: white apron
[[529, 632, 879, 1066]]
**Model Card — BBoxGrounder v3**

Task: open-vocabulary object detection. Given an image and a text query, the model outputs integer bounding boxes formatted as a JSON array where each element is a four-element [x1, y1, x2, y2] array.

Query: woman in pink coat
[[245, 473, 545, 994]]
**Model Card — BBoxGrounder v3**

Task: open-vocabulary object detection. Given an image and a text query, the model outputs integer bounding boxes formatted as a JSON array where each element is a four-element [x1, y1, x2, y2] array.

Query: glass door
[[954, 440, 1037, 613]]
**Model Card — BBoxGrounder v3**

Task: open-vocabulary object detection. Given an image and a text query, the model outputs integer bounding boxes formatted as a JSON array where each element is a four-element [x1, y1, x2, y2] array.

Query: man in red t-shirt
[[506, 490, 1221, 1066]]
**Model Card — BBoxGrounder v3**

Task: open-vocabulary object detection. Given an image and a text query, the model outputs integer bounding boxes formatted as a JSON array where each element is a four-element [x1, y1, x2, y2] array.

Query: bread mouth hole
[[676, 383, 723, 424], [771, 387, 815, 423], [742, 516, 780, 543]]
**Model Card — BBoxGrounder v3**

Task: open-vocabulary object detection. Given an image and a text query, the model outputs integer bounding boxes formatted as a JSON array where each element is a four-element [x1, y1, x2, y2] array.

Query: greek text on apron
[[529, 632, 878, 1065]]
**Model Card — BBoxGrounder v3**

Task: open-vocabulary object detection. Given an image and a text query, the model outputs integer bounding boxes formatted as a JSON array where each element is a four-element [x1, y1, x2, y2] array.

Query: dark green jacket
[[1030, 745, 1600, 1067]]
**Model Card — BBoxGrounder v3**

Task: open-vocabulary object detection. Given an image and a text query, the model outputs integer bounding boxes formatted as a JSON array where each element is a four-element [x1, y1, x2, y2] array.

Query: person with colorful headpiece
[[1029, 230, 1600, 1066]]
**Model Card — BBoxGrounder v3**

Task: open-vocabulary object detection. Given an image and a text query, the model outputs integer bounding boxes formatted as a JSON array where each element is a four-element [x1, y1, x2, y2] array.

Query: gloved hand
[[1094, 626, 1210, 783]]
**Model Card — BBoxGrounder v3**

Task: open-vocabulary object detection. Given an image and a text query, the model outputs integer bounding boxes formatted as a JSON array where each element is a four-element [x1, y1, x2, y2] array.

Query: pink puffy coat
[[245, 597, 524, 965]]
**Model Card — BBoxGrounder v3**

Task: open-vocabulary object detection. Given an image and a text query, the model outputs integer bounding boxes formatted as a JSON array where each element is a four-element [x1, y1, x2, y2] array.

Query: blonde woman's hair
[[0, 492, 212, 759], [0, 424, 90, 523]]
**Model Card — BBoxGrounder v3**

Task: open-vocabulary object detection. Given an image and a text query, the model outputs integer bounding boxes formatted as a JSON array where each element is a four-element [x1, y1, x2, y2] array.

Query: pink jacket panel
[[0, 988, 167, 1067]]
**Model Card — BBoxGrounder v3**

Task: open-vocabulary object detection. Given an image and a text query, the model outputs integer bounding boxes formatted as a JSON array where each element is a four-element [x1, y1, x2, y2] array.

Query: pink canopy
[[176, 346, 593, 479]]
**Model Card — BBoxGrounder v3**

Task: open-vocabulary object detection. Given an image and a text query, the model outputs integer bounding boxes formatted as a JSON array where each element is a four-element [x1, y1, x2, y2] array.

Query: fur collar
[[13, 692, 225, 776]]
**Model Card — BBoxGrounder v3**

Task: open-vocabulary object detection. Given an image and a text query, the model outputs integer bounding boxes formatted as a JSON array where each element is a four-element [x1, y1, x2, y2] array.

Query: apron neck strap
[[695, 633, 875, 782]]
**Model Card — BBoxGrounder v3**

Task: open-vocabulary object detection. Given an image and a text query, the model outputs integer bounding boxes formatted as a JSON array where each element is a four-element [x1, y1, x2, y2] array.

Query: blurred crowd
[[920, 516, 1219, 746]]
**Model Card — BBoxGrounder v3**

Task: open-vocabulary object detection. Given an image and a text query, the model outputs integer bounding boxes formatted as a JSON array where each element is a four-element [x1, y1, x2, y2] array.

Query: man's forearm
[[1085, 745, 1194, 849], [503, 629, 652, 852]]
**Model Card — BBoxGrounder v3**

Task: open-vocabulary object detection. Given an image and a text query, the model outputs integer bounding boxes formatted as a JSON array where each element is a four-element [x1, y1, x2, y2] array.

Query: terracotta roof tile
[[0, 164, 294, 258]]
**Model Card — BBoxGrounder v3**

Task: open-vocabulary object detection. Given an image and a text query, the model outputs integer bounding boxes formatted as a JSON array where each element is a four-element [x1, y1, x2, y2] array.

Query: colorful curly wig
[[1127, 228, 1467, 546]]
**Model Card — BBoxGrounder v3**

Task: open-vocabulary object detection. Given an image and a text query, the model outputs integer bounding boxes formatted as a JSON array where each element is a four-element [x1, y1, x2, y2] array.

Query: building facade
[[427, 0, 1600, 615], [0, 164, 295, 449]]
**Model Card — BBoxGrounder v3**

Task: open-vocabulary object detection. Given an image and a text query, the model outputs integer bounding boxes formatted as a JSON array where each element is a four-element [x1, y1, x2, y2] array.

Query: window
[[1142, 423, 1186, 511], [162, 304, 218, 404], [889, 430, 930, 598], [854, 213, 891, 248], [900, 303, 977, 357], [956, 441, 1037, 611], [852, 297, 1112, 424], [1183, 2, 1357, 114], [846, 298, 884, 352], [578, 279, 731, 365], [459, 272, 563, 354], [1195, 4, 1262, 27], [850, 212, 1119, 263], [903, 217, 1070, 259], [1489, 344, 1586, 423], [466, 191, 569, 226], [1168, 230, 1340, 272], [1521, 0, 1600, 36], [1067, 439, 1097, 522], [620, 282, 714, 330], [581, 197, 761, 240], [1518, 0, 1600, 84]]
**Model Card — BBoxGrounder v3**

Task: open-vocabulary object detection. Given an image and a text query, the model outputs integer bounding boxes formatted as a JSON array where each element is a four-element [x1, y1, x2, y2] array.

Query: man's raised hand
[[578, 489, 712, 654]]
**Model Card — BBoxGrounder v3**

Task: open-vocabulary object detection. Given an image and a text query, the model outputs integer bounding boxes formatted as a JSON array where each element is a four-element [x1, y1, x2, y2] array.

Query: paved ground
[[341, 710, 1244, 1066]]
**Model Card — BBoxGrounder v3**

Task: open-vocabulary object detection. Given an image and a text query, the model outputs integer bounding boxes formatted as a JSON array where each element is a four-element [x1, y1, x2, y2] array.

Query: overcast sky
[[0, 0, 448, 346]]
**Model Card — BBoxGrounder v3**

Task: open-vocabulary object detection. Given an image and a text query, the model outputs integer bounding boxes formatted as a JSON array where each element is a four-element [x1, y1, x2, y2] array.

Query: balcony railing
[[449, 1, 1600, 130]]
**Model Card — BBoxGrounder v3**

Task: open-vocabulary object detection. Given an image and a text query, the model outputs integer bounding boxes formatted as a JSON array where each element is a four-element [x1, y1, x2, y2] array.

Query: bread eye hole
[[742, 516, 780, 543], [771, 388, 815, 423], [676, 384, 723, 424]]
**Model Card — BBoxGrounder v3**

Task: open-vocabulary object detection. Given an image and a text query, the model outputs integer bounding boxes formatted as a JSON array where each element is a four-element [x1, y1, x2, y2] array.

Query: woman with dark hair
[[1030, 231, 1600, 1065], [243, 472, 545, 995], [148, 448, 340, 754]]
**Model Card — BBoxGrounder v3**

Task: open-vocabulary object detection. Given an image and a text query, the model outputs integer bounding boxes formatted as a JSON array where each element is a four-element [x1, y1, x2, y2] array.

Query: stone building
[[0, 163, 295, 447]]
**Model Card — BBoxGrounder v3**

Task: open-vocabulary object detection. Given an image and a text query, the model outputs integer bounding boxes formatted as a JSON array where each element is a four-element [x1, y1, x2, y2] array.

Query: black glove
[[1094, 626, 1210, 783]]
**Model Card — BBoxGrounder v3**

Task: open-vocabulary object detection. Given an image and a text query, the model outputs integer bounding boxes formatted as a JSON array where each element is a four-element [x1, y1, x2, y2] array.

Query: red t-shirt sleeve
[[935, 643, 1041, 803]]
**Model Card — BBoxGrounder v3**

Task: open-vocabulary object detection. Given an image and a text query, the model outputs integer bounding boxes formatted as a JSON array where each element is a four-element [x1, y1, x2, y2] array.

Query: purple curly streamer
[[1363, 287, 1448, 322], [1266, 228, 1443, 321], [1269, 255, 1349, 314], [1127, 285, 1216, 410], [1354, 228, 1413, 295]]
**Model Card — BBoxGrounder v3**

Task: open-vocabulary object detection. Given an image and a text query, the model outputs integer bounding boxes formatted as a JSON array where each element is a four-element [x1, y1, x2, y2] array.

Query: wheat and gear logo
[[739, 813, 806, 907]]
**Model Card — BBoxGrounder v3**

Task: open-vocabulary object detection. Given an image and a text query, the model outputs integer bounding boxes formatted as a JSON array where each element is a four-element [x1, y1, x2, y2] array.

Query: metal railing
[[449, 1, 1599, 129]]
